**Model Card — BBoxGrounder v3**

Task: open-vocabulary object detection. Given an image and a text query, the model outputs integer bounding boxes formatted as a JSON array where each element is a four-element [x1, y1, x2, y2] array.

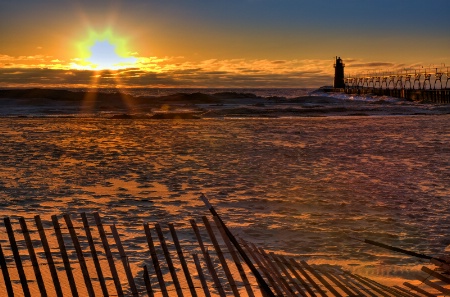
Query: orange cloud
[[0, 53, 434, 88]]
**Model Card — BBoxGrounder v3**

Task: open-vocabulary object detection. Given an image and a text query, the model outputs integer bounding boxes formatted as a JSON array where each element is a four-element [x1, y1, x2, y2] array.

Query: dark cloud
[[240, 69, 262, 73], [201, 71, 229, 75], [347, 62, 396, 68], [289, 70, 327, 76], [170, 68, 203, 75], [0, 66, 332, 88]]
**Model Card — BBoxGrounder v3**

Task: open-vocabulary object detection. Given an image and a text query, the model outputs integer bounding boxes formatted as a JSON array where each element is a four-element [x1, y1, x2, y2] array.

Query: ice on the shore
[[0, 116, 449, 286], [310, 89, 403, 103]]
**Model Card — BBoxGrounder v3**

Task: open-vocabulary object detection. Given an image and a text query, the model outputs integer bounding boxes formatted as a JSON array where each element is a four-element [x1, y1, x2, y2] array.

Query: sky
[[1, 0, 449, 88]]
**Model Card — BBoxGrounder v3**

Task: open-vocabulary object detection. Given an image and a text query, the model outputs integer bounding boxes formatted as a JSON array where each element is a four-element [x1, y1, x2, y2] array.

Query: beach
[[2, 0, 450, 293], [1, 104, 449, 288]]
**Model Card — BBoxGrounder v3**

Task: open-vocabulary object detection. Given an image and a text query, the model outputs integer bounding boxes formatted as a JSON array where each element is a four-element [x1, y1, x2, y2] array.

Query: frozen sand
[[0, 116, 449, 288]]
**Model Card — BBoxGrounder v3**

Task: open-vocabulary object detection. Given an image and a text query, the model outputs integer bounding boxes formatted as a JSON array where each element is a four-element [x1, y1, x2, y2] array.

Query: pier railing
[[344, 66, 450, 103]]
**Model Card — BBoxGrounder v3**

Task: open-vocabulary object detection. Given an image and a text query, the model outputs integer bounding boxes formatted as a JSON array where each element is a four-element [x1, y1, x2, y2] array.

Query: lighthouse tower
[[333, 56, 345, 89]]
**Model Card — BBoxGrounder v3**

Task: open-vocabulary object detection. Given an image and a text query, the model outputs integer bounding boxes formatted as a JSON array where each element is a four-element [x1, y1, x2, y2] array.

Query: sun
[[86, 40, 136, 70], [71, 29, 137, 70]]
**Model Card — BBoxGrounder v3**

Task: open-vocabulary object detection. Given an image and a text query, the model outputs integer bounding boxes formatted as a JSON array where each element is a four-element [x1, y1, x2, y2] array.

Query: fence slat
[[35, 215, 64, 297], [269, 252, 307, 297], [144, 223, 169, 297], [154, 223, 184, 297], [193, 253, 212, 297], [201, 194, 276, 297], [168, 223, 198, 297], [190, 219, 226, 297], [403, 282, 437, 297], [18, 217, 48, 296], [360, 274, 409, 297], [254, 247, 295, 297], [94, 212, 124, 297], [423, 278, 450, 295], [202, 216, 241, 297], [277, 254, 316, 297], [81, 212, 109, 297], [421, 266, 450, 284], [0, 244, 14, 297], [289, 258, 327, 297], [317, 268, 355, 296], [300, 260, 342, 297], [143, 265, 155, 297], [239, 240, 284, 297], [343, 271, 392, 297], [110, 223, 139, 296], [213, 216, 256, 297], [251, 246, 293, 297], [393, 285, 423, 297], [52, 215, 79, 297], [341, 273, 379, 297], [63, 214, 95, 297], [4, 217, 31, 297], [329, 272, 367, 297]]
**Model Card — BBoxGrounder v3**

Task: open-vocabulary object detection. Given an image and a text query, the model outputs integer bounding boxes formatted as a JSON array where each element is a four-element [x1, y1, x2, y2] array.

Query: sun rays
[[71, 28, 137, 71], [73, 29, 138, 114]]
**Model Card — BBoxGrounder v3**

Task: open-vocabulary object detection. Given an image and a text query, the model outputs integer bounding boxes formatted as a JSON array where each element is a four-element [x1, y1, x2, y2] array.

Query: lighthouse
[[333, 56, 345, 89]]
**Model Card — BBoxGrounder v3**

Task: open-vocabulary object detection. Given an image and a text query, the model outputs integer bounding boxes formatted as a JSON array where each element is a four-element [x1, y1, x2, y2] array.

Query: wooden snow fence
[[240, 243, 450, 297], [0, 212, 447, 297], [397, 265, 450, 297]]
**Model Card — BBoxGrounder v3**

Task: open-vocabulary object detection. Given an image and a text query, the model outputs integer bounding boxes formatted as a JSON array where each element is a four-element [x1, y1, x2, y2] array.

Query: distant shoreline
[[0, 87, 314, 99]]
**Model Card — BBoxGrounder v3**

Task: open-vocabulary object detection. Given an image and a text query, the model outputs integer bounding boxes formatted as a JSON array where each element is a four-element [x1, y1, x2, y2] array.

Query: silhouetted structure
[[344, 65, 450, 103], [334, 56, 345, 88]]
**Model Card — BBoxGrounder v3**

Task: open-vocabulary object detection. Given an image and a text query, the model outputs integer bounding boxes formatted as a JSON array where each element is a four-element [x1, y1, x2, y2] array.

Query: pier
[[338, 58, 450, 103]]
